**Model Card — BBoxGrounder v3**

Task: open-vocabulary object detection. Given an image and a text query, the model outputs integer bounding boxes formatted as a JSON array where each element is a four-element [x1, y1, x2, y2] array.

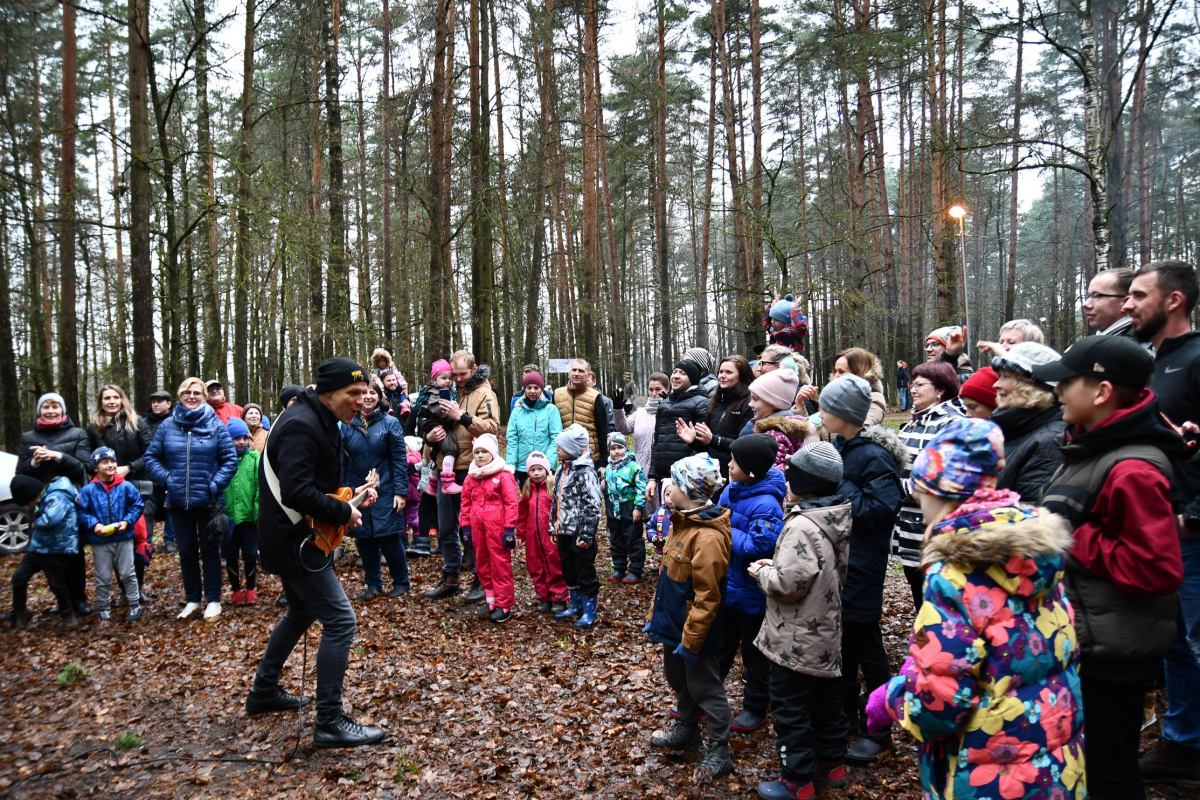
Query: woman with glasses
[[144, 377, 238, 620]]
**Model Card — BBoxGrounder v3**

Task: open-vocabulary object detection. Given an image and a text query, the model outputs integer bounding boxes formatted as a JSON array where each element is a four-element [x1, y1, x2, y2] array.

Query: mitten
[[205, 507, 227, 542], [865, 683, 892, 735], [460, 526, 472, 545], [642, 620, 652, 634], [502, 528, 516, 550], [672, 643, 699, 669]]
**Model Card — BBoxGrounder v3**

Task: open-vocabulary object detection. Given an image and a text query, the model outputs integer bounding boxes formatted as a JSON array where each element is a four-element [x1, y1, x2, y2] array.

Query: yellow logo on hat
[[1093, 363, 1105, 373], [351, 369, 364, 381]]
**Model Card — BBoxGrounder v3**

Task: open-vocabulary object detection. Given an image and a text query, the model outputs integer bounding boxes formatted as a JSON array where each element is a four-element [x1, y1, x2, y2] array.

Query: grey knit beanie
[[786, 442, 843, 497], [819, 374, 872, 427]]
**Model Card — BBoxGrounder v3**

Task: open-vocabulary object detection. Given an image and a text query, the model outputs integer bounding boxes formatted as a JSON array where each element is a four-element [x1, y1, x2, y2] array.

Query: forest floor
[[0, 536, 1191, 800]]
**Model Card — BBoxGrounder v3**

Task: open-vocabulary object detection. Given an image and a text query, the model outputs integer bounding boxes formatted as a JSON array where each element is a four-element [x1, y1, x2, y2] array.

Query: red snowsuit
[[460, 463, 519, 610], [518, 477, 569, 603]]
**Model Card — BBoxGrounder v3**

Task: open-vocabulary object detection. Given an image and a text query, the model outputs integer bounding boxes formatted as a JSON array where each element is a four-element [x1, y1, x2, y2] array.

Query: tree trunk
[[233, 0, 255, 402], [1081, 0, 1110, 274], [59, 0, 80, 420], [194, 0, 223, 380], [380, 0, 393, 341], [322, 0, 350, 355], [428, 0, 453, 359], [469, 0, 494, 365], [655, 0, 671, 365], [128, 0, 154, 406], [1005, 0, 1023, 320]]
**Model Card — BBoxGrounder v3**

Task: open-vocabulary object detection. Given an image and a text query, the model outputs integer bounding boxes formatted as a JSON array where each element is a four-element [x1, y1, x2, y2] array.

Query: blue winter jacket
[[341, 408, 408, 540], [28, 477, 79, 555], [505, 396, 562, 472], [78, 474, 145, 545], [718, 468, 787, 615], [144, 402, 238, 510]]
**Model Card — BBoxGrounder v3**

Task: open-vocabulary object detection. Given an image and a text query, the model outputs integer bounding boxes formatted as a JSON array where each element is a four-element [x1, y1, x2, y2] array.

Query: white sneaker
[[178, 602, 202, 619], [203, 602, 222, 620]]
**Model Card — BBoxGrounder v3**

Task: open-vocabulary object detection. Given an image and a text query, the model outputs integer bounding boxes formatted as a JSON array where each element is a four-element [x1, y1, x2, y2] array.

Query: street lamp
[[948, 204, 970, 338]]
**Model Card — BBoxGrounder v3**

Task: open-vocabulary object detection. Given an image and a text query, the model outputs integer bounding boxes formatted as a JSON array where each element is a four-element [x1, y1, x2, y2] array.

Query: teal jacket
[[604, 454, 646, 520], [505, 396, 562, 472]]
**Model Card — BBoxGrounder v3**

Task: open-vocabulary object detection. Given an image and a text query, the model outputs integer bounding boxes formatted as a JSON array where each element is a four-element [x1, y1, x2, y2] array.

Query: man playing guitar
[[246, 358, 383, 748]]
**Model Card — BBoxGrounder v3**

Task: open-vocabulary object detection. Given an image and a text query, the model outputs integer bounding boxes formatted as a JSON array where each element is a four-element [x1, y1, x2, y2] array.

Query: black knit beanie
[[315, 359, 368, 394], [9, 475, 45, 506], [729, 434, 779, 481], [673, 360, 702, 388]]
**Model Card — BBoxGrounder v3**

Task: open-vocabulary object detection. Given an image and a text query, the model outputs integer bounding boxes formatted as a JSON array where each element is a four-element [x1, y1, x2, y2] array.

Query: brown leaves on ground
[[0, 544, 1190, 799]]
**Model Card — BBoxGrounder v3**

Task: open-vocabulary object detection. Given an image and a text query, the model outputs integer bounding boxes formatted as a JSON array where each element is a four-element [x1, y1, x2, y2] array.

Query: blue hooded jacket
[[505, 395, 562, 472], [78, 474, 145, 545], [28, 477, 79, 555], [718, 467, 787, 615], [144, 402, 238, 510]]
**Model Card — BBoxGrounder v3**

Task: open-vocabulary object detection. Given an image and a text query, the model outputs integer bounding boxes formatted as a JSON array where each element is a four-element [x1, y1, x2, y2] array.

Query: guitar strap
[[262, 424, 304, 526]]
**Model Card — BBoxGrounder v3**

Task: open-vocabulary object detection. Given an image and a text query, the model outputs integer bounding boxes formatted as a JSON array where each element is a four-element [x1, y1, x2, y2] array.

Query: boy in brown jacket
[[645, 453, 734, 783]]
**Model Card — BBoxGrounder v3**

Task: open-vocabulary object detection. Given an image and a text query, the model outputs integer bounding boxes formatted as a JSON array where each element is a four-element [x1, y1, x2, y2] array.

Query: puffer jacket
[[885, 493, 1085, 800], [836, 425, 906, 623], [554, 385, 610, 467], [753, 495, 852, 678], [28, 477, 79, 554], [225, 448, 260, 525], [718, 468, 787, 616], [647, 505, 732, 656], [342, 408, 408, 540], [87, 412, 154, 481], [604, 453, 646, 520], [449, 366, 501, 472], [78, 473, 145, 545], [892, 399, 964, 568], [703, 389, 753, 476], [651, 385, 712, 480], [505, 395, 562, 472], [17, 418, 91, 487], [992, 404, 1066, 504], [748, 413, 818, 469], [143, 402, 238, 510], [459, 461, 519, 541], [550, 451, 603, 546], [404, 383, 456, 438]]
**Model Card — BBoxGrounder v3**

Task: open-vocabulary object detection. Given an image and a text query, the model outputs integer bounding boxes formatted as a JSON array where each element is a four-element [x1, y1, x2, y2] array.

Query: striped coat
[[890, 399, 964, 567]]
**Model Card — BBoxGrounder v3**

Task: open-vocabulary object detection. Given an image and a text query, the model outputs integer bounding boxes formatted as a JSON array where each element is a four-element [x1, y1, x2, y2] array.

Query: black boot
[[313, 714, 384, 749], [360, 586, 381, 601], [694, 741, 734, 782], [276, 593, 289, 607], [534, 601, 553, 613], [74, 601, 94, 617], [422, 572, 460, 599], [463, 576, 485, 604], [650, 720, 703, 752], [245, 688, 311, 715], [409, 535, 431, 558]]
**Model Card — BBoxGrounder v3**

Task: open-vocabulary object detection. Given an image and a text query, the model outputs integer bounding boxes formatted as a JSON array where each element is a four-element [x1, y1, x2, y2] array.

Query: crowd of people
[[5, 262, 1200, 797]]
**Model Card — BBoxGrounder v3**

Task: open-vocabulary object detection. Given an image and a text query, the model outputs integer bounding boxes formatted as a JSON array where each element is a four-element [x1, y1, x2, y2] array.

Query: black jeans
[[11, 552, 72, 614], [607, 516, 645, 578], [841, 619, 892, 740], [903, 565, 924, 613], [223, 522, 259, 591], [252, 564, 357, 723], [663, 646, 732, 744], [170, 507, 223, 604], [557, 534, 599, 597], [155, 484, 174, 543], [1081, 658, 1152, 800], [718, 608, 772, 715], [358, 534, 409, 591], [770, 663, 848, 782], [66, 551, 88, 607]]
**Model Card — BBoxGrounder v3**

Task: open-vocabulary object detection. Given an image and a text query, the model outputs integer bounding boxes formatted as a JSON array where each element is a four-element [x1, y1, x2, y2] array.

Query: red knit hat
[[522, 371, 545, 389], [959, 367, 999, 410]]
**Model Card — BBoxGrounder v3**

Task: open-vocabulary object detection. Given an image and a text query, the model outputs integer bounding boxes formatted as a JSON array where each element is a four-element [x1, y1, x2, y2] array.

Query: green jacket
[[604, 454, 647, 520], [225, 448, 260, 525]]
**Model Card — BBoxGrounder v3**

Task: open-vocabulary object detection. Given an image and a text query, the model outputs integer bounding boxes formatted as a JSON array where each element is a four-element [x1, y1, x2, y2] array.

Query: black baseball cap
[[1030, 335, 1155, 389], [149, 389, 172, 401]]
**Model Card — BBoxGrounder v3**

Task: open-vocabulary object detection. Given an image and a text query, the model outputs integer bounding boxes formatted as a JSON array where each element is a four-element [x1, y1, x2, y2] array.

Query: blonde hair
[[177, 376, 205, 398], [91, 385, 140, 435], [520, 467, 554, 500], [450, 350, 476, 368], [997, 370, 1056, 411], [999, 319, 1045, 344]]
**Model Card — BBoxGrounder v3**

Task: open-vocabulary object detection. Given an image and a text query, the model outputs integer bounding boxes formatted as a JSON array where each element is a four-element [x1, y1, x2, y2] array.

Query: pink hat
[[526, 450, 552, 473], [749, 368, 800, 412], [430, 359, 452, 380], [472, 433, 500, 459]]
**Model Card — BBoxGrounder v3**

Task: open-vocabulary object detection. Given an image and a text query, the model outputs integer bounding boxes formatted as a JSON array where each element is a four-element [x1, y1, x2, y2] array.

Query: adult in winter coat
[[242, 403, 269, 453], [205, 378, 243, 424], [614, 371, 669, 514], [677, 356, 755, 479], [506, 371, 562, 482], [88, 384, 155, 537], [341, 382, 409, 600], [144, 376, 238, 620], [648, 361, 716, 497], [18, 391, 93, 614], [553, 359, 610, 468], [743, 369, 819, 469], [989, 342, 1066, 503], [873, 419, 1085, 800], [896, 361, 911, 411], [892, 361, 963, 611], [829, 348, 888, 426]]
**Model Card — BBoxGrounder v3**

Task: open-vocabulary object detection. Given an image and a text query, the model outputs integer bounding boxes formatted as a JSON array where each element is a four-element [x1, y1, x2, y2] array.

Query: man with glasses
[[1084, 268, 1135, 338]]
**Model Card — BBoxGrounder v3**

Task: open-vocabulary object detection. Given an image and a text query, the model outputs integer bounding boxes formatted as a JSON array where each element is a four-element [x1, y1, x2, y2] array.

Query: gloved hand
[[502, 528, 516, 550], [865, 683, 891, 736], [672, 643, 699, 669], [460, 526, 472, 546], [642, 620, 652, 634], [205, 506, 227, 543]]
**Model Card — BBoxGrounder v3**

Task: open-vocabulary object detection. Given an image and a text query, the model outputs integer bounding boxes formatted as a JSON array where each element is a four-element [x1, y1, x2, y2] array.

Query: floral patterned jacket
[[884, 490, 1085, 800]]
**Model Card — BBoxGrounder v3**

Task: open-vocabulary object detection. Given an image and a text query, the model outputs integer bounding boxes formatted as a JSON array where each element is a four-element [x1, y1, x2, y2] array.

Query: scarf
[[468, 455, 507, 480], [35, 416, 71, 431], [929, 488, 1036, 538]]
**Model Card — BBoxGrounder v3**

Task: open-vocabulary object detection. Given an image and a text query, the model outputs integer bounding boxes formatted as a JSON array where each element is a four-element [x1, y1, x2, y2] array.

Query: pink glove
[[865, 683, 891, 736]]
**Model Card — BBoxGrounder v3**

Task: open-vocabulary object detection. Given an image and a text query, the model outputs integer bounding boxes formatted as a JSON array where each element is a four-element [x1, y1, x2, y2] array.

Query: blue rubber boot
[[552, 590, 582, 621], [573, 594, 597, 629]]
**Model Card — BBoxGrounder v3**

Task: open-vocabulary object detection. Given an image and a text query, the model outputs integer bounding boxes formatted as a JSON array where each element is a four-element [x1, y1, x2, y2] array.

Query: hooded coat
[[28, 477, 79, 555], [506, 395, 563, 472], [143, 402, 238, 510], [753, 496, 853, 678], [225, 448, 261, 525], [884, 497, 1085, 800], [448, 366, 501, 472], [647, 505, 733, 656], [78, 473, 145, 545], [550, 451, 603, 547], [718, 468, 787, 616], [650, 385, 709, 480], [341, 407, 408, 540], [17, 417, 91, 487], [991, 404, 1066, 503], [749, 413, 819, 470]]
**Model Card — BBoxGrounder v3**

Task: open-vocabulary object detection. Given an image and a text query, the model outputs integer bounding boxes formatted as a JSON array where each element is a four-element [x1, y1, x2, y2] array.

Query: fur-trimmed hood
[[754, 413, 813, 442], [859, 424, 910, 471], [371, 348, 394, 371], [463, 364, 492, 393]]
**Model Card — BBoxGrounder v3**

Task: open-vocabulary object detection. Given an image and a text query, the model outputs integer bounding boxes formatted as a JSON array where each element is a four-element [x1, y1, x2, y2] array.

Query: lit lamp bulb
[[948, 204, 966, 220]]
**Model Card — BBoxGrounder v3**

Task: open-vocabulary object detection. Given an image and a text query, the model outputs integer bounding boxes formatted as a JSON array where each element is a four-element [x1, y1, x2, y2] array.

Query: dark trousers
[[66, 551, 88, 607], [170, 507, 223, 603], [252, 564, 357, 723], [1081, 659, 1150, 800], [841, 619, 892, 740], [903, 565, 924, 613], [770, 663, 848, 782], [11, 552, 72, 614], [557, 533, 599, 597], [718, 608, 771, 715], [515, 471, 528, 489], [223, 522, 259, 592], [607, 516, 645, 578], [154, 484, 174, 543], [417, 494, 438, 537], [436, 470, 467, 574], [358, 534, 409, 591], [663, 645, 732, 744]]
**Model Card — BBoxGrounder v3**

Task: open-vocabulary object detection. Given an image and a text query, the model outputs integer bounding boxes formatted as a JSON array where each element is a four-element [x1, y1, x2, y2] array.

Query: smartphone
[[438, 388, 452, 401]]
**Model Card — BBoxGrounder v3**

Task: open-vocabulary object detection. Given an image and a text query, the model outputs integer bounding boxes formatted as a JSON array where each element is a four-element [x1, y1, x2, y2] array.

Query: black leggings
[[223, 522, 259, 591], [904, 564, 924, 612], [557, 534, 599, 597]]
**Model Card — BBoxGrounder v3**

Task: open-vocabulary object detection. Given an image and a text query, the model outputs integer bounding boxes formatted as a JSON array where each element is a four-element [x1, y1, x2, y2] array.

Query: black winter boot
[[313, 714, 384, 749], [650, 720, 703, 752], [694, 741, 734, 782], [422, 572, 460, 599], [463, 576, 486, 604]]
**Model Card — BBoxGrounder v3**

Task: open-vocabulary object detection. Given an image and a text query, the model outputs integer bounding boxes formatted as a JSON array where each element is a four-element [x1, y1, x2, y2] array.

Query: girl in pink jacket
[[459, 433, 519, 623]]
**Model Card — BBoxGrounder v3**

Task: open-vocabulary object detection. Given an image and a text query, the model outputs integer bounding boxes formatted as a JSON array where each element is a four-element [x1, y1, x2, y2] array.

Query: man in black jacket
[[246, 358, 383, 749]]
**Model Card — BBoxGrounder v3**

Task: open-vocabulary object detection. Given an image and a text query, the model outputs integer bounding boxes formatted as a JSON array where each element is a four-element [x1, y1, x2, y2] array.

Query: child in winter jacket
[[550, 424, 603, 629], [8, 476, 80, 629], [518, 451, 570, 613], [224, 419, 260, 606], [459, 433, 519, 623], [645, 479, 674, 558], [764, 294, 809, 355], [646, 453, 734, 783], [78, 447, 145, 622], [404, 435, 424, 541], [750, 443, 853, 800], [604, 432, 647, 583], [407, 360, 461, 494], [716, 433, 786, 735]]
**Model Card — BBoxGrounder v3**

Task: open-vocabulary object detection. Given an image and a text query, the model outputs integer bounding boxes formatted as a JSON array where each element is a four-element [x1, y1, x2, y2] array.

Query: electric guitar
[[304, 469, 380, 556]]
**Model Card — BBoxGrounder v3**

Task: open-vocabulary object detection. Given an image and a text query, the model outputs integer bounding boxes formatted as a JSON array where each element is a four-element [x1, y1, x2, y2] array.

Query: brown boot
[[422, 571, 460, 599], [1140, 740, 1200, 788]]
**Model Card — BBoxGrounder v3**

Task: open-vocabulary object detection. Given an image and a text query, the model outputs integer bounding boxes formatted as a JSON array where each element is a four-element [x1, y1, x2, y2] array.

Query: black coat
[[17, 418, 91, 487], [993, 404, 1066, 504], [703, 389, 753, 476], [1150, 331, 1200, 523], [142, 407, 171, 442], [650, 385, 709, 480], [87, 412, 154, 482], [258, 389, 353, 579]]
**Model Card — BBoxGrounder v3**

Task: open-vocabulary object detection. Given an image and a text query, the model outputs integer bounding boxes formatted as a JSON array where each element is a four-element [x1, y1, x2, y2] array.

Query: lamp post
[[948, 204, 970, 337]]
